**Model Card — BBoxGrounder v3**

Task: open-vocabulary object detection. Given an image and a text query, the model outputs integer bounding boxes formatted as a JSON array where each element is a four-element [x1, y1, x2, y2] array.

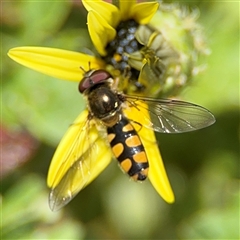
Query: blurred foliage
[[2, 174, 84, 239], [1, 1, 239, 240]]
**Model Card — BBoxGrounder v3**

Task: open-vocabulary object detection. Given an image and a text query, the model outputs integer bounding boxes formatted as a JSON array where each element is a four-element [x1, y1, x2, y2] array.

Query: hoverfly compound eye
[[79, 69, 112, 93]]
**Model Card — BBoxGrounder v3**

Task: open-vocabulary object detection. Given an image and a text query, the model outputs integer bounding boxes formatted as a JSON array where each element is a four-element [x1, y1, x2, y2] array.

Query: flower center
[[102, 19, 143, 82]]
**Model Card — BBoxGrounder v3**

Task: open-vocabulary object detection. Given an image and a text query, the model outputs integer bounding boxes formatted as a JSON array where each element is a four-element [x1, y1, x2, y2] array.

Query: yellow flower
[[82, 0, 159, 56], [8, 0, 179, 210]]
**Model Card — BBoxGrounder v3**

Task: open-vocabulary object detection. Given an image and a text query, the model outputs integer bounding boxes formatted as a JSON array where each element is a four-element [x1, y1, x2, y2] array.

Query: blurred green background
[[1, 1, 239, 239]]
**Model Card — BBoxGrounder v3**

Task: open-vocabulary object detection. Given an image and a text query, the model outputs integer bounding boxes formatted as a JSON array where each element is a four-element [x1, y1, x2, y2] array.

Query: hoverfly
[[47, 69, 215, 211]]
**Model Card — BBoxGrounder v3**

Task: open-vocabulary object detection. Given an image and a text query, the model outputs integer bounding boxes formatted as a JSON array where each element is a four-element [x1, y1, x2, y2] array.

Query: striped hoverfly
[[47, 68, 215, 211]]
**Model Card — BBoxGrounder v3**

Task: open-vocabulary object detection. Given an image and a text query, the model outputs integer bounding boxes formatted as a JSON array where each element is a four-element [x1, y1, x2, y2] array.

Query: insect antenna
[[79, 62, 92, 73]]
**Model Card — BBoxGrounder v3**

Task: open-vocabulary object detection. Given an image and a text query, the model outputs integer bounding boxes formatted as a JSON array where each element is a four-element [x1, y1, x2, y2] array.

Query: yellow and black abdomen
[[107, 116, 149, 181]]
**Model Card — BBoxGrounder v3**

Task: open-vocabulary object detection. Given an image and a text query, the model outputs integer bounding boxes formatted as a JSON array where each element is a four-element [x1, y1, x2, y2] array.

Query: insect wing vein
[[47, 110, 111, 211], [123, 99, 175, 203], [125, 96, 215, 133]]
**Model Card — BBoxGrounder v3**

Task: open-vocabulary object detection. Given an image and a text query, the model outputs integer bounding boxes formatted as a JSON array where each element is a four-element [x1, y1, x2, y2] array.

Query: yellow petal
[[48, 110, 112, 211], [147, 144, 175, 204], [88, 11, 116, 56], [131, 2, 159, 24], [119, 0, 136, 21], [82, 0, 120, 28], [8, 47, 104, 81], [124, 101, 175, 203]]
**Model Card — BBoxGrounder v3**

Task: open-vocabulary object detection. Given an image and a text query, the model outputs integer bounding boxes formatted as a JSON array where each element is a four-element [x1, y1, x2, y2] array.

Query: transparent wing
[[122, 100, 175, 203], [47, 110, 112, 211], [123, 96, 216, 133]]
